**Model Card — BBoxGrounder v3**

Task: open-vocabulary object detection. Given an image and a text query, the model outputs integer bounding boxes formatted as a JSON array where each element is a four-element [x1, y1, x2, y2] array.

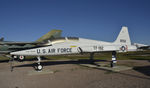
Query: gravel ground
[[0, 60, 150, 88]]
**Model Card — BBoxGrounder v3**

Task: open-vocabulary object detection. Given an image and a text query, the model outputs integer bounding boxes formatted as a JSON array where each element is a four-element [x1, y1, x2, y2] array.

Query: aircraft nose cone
[[10, 51, 19, 55]]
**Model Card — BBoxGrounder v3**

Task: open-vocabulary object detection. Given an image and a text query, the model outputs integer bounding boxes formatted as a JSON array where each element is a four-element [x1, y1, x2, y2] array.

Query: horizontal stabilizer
[[134, 43, 150, 50]]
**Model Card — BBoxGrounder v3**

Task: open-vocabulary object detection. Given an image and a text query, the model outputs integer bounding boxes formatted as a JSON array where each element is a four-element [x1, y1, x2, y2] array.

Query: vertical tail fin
[[36, 29, 62, 43], [114, 26, 131, 45]]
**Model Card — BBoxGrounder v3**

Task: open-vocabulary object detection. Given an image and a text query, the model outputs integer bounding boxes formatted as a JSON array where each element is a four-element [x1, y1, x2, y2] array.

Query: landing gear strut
[[9, 56, 14, 72], [111, 51, 117, 68], [35, 56, 43, 71], [90, 53, 95, 64]]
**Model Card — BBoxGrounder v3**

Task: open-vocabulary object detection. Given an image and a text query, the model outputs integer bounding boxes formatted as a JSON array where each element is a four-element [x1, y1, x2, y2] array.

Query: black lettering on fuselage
[[42, 49, 46, 53], [37, 49, 40, 54], [57, 48, 72, 53], [120, 39, 126, 43], [57, 48, 60, 53], [48, 48, 55, 53], [37, 48, 72, 54]]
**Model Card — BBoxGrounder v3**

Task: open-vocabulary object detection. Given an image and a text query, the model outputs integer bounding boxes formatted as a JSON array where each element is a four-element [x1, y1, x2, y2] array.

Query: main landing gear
[[111, 51, 117, 68], [90, 53, 95, 64], [89, 51, 117, 68], [35, 56, 43, 71], [89, 53, 100, 66]]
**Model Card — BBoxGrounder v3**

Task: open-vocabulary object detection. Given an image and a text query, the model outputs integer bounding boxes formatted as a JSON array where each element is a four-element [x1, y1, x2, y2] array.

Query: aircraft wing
[[0, 30, 62, 46], [0, 51, 11, 54], [0, 41, 41, 46], [36, 30, 62, 43]]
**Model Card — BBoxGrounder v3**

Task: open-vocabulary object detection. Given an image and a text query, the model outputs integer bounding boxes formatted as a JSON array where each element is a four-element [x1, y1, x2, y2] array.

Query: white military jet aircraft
[[10, 26, 137, 71]]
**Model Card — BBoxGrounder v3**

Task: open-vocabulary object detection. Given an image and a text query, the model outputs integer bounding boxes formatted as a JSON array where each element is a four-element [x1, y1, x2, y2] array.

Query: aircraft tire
[[37, 65, 43, 71]]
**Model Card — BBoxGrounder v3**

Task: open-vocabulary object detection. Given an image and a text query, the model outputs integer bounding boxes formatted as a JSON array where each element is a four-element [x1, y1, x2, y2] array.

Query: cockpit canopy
[[46, 37, 79, 45]]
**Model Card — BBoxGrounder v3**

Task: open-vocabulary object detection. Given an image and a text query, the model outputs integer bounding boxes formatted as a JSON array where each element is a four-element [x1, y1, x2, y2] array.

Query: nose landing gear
[[35, 56, 43, 71]]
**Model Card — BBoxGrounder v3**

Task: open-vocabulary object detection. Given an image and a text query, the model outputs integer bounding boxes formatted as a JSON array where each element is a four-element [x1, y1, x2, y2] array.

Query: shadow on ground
[[3, 58, 150, 80], [14, 59, 150, 80], [14, 59, 107, 68], [0, 56, 48, 63], [129, 58, 150, 60], [133, 65, 150, 77], [0, 60, 9, 63], [92, 65, 150, 80]]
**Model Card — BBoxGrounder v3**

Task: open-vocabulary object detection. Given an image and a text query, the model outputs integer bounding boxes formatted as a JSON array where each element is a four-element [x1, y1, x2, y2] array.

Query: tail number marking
[[120, 39, 126, 43], [93, 46, 103, 51]]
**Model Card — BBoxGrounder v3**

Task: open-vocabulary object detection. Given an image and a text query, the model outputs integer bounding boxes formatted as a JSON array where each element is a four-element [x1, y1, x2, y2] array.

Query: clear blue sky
[[0, 0, 150, 44]]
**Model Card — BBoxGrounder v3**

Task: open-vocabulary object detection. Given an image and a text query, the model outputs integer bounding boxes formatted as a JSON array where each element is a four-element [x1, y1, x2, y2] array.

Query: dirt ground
[[0, 59, 150, 88]]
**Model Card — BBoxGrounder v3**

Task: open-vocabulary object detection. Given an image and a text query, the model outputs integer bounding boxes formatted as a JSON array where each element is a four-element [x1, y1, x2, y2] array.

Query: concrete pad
[[28, 69, 54, 76], [98, 66, 132, 72], [79, 64, 132, 72]]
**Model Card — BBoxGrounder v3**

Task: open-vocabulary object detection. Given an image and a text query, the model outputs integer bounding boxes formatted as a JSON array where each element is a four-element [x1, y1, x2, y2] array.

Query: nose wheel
[[37, 64, 43, 71]]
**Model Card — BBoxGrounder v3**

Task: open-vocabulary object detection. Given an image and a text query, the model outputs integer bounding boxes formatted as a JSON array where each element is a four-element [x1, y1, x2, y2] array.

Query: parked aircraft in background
[[0, 37, 4, 41], [0, 30, 62, 61], [10, 26, 137, 71]]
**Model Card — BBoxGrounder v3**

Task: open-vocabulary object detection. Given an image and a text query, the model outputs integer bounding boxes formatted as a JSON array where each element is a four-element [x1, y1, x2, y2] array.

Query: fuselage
[[10, 37, 137, 56]]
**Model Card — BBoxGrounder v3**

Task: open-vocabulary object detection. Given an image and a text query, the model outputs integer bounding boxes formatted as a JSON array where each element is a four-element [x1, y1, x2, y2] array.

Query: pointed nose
[[10, 51, 20, 55]]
